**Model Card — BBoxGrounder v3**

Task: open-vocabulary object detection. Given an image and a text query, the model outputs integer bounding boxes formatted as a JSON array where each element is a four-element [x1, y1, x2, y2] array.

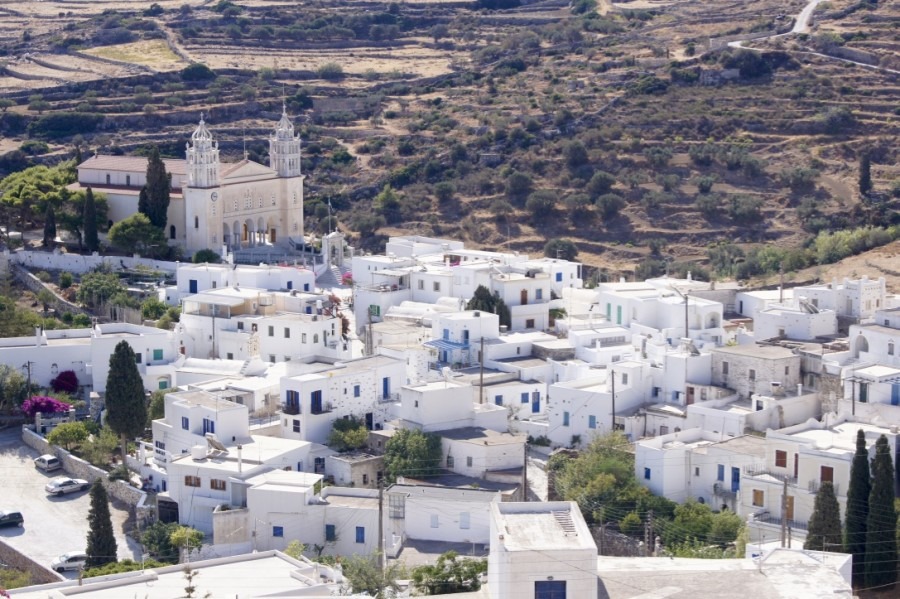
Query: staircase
[[316, 263, 352, 289]]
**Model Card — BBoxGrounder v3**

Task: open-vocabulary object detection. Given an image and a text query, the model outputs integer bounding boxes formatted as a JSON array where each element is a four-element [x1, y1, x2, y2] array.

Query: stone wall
[[21, 428, 154, 525], [0, 538, 61, 585], [9, 264, 90, 317], [8, 249, 179, 276]]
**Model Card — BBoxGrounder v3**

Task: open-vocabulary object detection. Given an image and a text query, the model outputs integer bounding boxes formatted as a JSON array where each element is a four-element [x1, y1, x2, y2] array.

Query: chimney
[[770, 382, 784, 397], [34, 325, 42, 347], [797, 383, 803, 396], [237, 444, 243, 473]]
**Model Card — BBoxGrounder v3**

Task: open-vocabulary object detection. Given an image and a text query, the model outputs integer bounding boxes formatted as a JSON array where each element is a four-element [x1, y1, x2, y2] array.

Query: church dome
[[191, 113, 214, 142]]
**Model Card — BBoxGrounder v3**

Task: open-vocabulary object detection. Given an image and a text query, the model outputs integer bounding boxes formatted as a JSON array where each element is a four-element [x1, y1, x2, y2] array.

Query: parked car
[[50, 551, 87, 572], [33, 454, 62, 472], [45, 477, 89, 496], [0, 510, 23, 528]]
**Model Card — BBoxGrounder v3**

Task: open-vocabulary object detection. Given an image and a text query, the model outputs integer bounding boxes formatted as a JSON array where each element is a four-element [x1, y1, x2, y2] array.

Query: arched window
[[170, 225, 176, 240]]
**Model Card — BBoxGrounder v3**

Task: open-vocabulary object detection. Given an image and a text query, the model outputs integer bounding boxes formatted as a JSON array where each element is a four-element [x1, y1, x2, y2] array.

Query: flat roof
[[9, 551, 334, 599], [854, 364, 900, 380], [440, 427, 525, 446], [168, 390, 245, 411], [323, 493, 378, 509], [787, 421, 897, 453], [494, 502, 595, 551], [714, 344, 797, 359], [710, 434, 768, 458]]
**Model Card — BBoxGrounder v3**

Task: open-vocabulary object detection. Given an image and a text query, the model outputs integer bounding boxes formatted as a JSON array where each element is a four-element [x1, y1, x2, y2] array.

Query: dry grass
[[83, 39, 185, 71]]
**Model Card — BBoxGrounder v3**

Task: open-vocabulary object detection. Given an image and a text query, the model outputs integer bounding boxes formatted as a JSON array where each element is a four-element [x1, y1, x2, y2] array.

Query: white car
[[51, 551, 87, 573], [45, 477, 90, 496]]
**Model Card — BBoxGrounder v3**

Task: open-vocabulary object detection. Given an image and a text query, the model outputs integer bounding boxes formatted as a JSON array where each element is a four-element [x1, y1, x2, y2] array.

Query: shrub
[[192, 248, 221, 264], [141, 297, 168, 320], [22, 395, 71, 418], [51, 370, 79, 394], [595, 193, 625, 220], [317, 62, 344, 80], [59, 272, 73, 289], [181, 62, 216, 82], [587, 171, 616, 197], [525, 190, 557, 219], [28, 112, 104, 140]]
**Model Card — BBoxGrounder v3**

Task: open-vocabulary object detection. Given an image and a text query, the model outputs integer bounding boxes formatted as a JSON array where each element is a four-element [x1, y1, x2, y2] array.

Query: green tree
[[0, 364, 29, 412], [587, 171, 616, 197], [506, 171, 532, 202], [411, 551, 487, 595], [77, 271, 125, 308], [342, 553, 404, 597], [544, 238, 578, 261], [327, 416, 369, 452], [36, 288, 55, 314], [859, 151, 872, 196], [564, 140, 588, 170], [43, 203, 56, 246], [47, 421, 89, 451], [434, 182, 455, 203], [105, 340, 147, 463], [283, 540, 305, 560], [804, 481, 842, 552], [595, 193, 625, 220], [375, 185, 402, 224], [141, 147, 170, 228], [845, 429, 870, 584], [865, 434, 897, 587], [141, 297, 168, 320], [525, 190, 556, 219], [85, 480, 117, 569], [192, 248, 221, 263], [466, 285, 511, 329], [108, 213, 166, 256], [82, 187, 100, 252], [141, 521, 180, 563], [384, 428, 442, 483], [148, 389, 166, 420], [170, 526, 204, 562]]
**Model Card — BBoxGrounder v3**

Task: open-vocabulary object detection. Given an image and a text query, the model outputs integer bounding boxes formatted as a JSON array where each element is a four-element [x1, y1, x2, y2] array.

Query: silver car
[[51, 551, 87, 572], [45, 477, 90, 496]]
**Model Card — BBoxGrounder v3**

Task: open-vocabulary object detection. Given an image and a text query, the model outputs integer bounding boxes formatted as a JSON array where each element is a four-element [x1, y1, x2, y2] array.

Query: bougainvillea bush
[[51, 370, 79, 394], [21, 396, 71, 418]]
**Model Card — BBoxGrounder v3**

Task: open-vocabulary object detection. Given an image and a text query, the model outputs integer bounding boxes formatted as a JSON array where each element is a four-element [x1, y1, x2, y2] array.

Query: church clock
[[210, 192, 218, 202]]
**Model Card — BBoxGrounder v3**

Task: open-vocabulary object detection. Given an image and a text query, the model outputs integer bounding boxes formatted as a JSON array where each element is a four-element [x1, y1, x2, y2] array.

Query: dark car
[[0, 510, 23, 528]]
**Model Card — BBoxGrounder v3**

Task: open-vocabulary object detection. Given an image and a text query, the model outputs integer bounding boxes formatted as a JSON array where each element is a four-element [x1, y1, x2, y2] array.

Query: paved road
[[0, 427, 141, 577]]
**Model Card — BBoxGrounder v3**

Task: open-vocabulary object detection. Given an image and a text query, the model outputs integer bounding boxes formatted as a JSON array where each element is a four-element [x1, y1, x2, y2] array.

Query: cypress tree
[[105, 340, 147, 463], [865, 435, 897, 588], [43, 203, 56, 247], [138, 187, 150, 220], [858, 152, 872, 196], [83, 187, 99, 252], [85, 480, 117, 569], [142, 146, 170, 228], [845, 429, 870, 585], [804, 481, 841, 552]]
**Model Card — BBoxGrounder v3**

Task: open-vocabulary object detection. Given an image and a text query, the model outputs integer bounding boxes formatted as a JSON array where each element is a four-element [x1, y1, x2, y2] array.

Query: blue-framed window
[[563, 411, 570, 426], [521, 392, 529, 404], [325, 524, 336, 541], [495, 395, 503, 406], [644, 468, 651, 480], [354, 385, 361, 398], [556, 272, 563, 282], [536, 580, 566, 599], [153, 349, 163, 361], [717, 464, 724, 482], [588, 415, 596, 429], [355, 526, 365, 544], [273, 526, 283, 538], [181, 417, 189, 430], [311, 390, 323, 413], [202, 418, 215, 435]]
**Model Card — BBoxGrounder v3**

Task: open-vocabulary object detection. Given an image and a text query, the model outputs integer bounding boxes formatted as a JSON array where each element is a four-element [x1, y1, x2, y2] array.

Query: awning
[[424, 339, 470, 352]]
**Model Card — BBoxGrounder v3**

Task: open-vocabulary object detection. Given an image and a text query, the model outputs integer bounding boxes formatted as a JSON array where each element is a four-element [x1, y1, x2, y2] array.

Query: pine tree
[[85, 480, 117, 569], [845, 429, 870, 584], [43, 203, 56, 247], [858, 152, 872, 196], [865, 435, 897, 588], [83, 187, 99, 252], [804, 481, 841, 551], [105, 340, 147, 463], [141, 147, 170, 229]]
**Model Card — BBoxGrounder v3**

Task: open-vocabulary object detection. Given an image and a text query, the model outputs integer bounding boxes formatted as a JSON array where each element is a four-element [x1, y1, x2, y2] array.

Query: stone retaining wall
[[22, 428, 154, 525], [0, 538, 62, 585], [10, 263, 91, 317]]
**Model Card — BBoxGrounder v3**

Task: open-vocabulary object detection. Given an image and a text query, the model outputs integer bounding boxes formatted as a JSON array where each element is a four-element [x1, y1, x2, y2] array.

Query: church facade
[[75, 108, 305, 256]]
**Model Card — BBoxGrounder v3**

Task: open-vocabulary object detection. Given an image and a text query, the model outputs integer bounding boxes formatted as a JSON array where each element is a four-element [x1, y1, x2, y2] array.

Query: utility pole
[[522, 443, 528, 502], [780, 477, 788, 548], [648, 510, 654, 556], [22, 361, 34, 398], [610, 369, 616, 431], [684, 292, 689, 340], [478, 336, 485, 404], [378, 480, 385, 572]]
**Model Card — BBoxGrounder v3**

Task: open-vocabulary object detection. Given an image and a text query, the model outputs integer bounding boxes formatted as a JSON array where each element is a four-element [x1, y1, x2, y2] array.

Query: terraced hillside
[[0, 0, 897, 282]]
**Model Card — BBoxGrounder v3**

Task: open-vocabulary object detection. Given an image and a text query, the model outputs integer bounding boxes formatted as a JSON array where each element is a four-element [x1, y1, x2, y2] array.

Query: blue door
[[731, 467, 740, 493], [892, 384, 900, 406], [189, 279, 198, 293], [535, 580, 566, 599], [382, 377, 390, 399], [616, 305, 622, 325], [532, 391, 540, 413]]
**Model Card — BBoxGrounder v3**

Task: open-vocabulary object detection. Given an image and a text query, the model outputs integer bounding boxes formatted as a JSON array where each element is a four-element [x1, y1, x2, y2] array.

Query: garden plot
[[82, 39, 186, 72]]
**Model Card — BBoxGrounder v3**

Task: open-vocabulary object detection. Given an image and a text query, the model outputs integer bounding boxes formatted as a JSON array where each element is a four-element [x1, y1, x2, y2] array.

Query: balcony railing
[[743, 466, 797, 485], [808, 480, 840, 496], [379, 392, 400, 403], [713, 482, 737, 500], [281, 403, 300, 416], [755, 513, 808, 531], [310, 403, 333, 416]]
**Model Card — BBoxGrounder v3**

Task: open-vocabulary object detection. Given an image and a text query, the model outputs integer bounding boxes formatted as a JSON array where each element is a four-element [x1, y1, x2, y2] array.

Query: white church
[[74, 107, 305, 256]]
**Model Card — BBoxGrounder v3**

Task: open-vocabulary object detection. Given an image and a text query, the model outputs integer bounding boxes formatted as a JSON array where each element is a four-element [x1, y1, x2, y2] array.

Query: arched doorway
[[170, 225, 176, 240], [257, 217, 266, 245], [223, 223, 231, 249], [854, 335, 869, 357], [233, 221, 241, 249], [244, 218, 255, 247]]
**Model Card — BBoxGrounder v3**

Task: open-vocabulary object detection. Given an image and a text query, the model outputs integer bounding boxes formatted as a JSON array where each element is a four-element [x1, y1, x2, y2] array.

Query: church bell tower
[[269, 103, 302, 178], [186, 113, 220, 188]]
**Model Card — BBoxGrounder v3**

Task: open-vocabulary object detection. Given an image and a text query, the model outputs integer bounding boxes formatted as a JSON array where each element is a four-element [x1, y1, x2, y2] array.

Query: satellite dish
[[205, 433, 228, 453]]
